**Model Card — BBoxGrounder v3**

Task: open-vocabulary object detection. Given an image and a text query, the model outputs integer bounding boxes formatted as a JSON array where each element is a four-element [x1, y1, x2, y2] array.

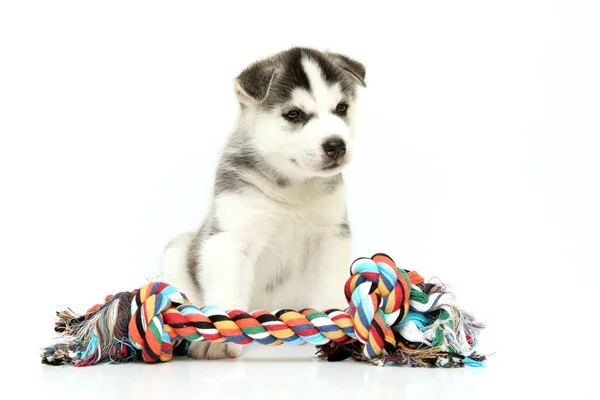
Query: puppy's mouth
[[290, 158, 345, 174], [322, 162, 342, 170]]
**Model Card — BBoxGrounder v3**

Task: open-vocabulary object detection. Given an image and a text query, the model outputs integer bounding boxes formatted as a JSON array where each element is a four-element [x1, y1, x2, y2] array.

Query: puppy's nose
[[322, 137, 347, 159]]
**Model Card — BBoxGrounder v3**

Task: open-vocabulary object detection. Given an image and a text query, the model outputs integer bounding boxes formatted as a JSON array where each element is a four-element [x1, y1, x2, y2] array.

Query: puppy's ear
[[233, 60, 277, 105], [327, 52, 367, 88]]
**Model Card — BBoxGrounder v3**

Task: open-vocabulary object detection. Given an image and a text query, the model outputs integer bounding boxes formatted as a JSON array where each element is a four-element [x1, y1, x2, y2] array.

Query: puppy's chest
[[263, 207, 329, 264], [253, 198, 343, 293]]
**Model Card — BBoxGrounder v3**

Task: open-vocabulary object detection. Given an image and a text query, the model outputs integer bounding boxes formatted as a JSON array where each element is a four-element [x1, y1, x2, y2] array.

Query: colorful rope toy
[[41, 253, 487, 368]]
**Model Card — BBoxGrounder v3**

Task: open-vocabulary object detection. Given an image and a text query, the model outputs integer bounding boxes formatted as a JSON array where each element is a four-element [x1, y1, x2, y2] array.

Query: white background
[[1, 1, 599, 398]]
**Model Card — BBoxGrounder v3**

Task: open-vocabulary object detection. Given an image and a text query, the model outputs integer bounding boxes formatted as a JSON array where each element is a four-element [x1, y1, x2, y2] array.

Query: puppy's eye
[[335, 103, 348, 116], [284, 109, 301, 121]]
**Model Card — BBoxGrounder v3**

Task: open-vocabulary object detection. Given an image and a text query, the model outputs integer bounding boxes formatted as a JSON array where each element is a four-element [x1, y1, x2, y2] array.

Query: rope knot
[[344, 253, 411, 358], [128, 282, 191, 362]]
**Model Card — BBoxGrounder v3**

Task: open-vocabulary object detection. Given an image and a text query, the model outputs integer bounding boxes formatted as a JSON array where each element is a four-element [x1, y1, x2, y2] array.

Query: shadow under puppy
[[161, 47, 366, 359]]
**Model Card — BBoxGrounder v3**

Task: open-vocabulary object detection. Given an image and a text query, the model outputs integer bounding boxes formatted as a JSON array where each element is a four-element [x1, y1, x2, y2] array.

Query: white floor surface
[[21, 343, 596, 400]]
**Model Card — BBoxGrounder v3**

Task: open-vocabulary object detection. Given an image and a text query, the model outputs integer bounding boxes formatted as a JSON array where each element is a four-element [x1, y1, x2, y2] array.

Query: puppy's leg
[[189, 193, 272, 360], [305, 233, 353, 311], [190, 233, 254, 359]]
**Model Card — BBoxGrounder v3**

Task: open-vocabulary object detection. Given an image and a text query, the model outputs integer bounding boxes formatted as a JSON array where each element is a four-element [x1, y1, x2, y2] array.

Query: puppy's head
[[233, 47, 366, 180]]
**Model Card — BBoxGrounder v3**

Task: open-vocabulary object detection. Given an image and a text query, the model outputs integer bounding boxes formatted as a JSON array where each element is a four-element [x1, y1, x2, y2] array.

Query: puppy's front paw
[[188, 342, 243, 360]]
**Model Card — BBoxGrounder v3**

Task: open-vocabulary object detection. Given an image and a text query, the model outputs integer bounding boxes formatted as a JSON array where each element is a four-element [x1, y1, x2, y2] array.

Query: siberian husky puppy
[[161, 47, 366, 359]]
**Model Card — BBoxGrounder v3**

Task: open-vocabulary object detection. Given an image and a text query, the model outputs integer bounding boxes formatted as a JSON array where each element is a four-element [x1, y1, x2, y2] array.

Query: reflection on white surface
[[25, 344, 596, 400]]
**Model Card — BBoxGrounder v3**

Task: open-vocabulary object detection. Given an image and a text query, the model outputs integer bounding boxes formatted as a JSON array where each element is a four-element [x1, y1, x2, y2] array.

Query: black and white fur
[[161, 47, 366, 359]]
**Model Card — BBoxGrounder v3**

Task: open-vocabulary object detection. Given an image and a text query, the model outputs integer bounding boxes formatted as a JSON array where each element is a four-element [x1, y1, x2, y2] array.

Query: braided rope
[[41, 253, 486, 367], [128, 285, 359, 363], [127, 253, 411, 363]]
